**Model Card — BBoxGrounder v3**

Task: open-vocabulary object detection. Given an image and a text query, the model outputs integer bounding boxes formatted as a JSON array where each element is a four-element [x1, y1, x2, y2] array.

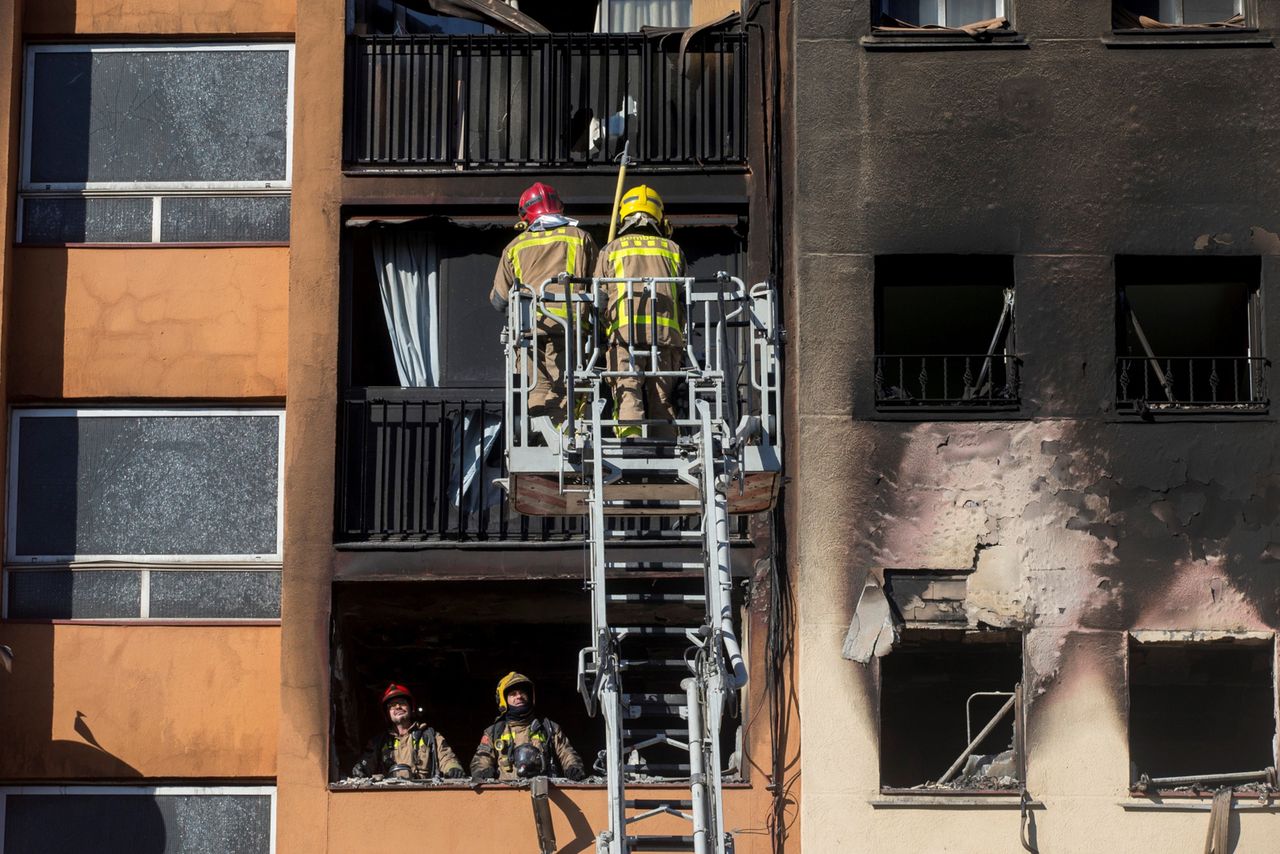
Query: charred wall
[[789, 1, 1280, 851]]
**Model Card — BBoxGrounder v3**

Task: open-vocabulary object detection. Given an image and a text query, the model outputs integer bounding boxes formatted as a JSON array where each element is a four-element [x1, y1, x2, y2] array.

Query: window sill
[[872, 789, 1039, 808], [870, 405, 1027, 422], [860, 31, 1028, 51], [1112, 404, 1271, 422], [330, 780, 753, 792], [1122, 794, 1279, 811], [1102, 28, 1272, 48]]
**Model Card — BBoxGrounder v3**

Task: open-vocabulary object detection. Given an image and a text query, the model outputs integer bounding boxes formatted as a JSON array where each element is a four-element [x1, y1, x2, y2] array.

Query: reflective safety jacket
[[593, 232, 688, 347], [491, 225, 598, 322], [470, 715, 583, 782], [352, 722, 463, 780]]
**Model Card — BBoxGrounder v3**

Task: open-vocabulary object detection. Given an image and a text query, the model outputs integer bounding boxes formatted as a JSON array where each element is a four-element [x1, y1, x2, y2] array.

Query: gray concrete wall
[[788, 1, 1280, 850]]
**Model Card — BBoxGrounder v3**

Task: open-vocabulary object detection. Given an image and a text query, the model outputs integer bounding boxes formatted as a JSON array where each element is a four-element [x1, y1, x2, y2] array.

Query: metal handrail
[[874, 353, 1022, 408], [1115, 355, 1269, 409]]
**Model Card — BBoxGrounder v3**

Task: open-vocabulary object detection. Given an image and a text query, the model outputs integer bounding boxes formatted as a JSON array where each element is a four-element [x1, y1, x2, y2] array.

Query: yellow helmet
[[618, 184, 664, 223], [495, 671, 536, 712]]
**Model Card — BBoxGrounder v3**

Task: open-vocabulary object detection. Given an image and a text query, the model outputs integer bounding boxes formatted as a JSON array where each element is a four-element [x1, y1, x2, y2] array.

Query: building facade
[[789, 1, 1280, 851]]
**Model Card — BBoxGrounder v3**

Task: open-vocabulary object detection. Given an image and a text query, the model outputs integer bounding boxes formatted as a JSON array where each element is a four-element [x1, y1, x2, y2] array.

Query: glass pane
[[148, 571, 281, 619], [881, 0, 941, 26], [159, 195, 290, 242], [1181, 0, 1240, 22], [7, 570, 142, 619], [946, 0, 999, 25], [4, 792, 272, 854], [21, 196, 152, 244], [600, 0, 692, 32]]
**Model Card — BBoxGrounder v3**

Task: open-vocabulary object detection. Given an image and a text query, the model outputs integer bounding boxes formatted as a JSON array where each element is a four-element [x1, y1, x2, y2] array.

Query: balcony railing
[[1116, 356, 1269, 412], [875, 354, 1022, 410], [344, 32, 748, 169], [337, 391, 749, 543]]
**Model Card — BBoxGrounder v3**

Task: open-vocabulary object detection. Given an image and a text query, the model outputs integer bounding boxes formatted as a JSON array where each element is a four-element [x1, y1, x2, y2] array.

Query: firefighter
[[351, 682, 466, 781], [593, 184, 687, 439], [470, 671, 586, 783], [490, 183, 598, 430]]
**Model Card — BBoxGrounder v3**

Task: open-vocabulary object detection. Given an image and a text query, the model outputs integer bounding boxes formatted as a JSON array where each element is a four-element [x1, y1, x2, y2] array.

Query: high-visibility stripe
[[606, 244, 685, 336], [509, 229, 584, 318]]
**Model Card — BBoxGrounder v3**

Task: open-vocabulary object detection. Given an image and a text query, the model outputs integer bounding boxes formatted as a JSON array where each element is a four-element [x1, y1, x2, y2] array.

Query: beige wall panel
[[9, 247, 288, 400], [0, 623, 280, 780], [691, 0, 740, 25], [23, 0, 296, 36]]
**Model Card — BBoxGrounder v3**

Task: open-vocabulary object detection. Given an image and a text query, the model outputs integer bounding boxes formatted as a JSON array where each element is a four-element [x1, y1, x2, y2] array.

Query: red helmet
[[380, 683, 415, 713], [518, 182, 564, 225]]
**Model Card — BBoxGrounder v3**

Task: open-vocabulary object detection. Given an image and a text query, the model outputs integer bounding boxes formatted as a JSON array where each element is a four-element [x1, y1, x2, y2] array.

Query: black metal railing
[[1116, 356, 1269, 411], [874, 354, 1022, 410], [337, 391, 750, 542], [344, 32, 747, 168]]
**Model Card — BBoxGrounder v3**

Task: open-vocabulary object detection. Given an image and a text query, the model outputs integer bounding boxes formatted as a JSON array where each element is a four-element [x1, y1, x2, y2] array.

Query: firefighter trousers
[[607, 341, 682, 439]]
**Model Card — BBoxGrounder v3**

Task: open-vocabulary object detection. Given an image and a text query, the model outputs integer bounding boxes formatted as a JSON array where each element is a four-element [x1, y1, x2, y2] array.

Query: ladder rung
[[623, 693, 688, 705], [608, 593, 706, 604], [616, 626, 703, 636], [625, 703, 687, 717], [605, 529, 704, 540], [602, 499, 702, 508], [626, 836, 695, 851], [622, 729, 690, 739], [626, 763, 692, 773], [626, 799, 694, 810], [621, 659, 690, 669], [606, 561, 704, 572]]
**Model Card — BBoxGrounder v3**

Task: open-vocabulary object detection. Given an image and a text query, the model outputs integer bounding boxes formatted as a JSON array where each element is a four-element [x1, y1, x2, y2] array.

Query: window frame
[[20, 42, 295, 194], [0, 785, 277, 854], [881, 0, 1006, 27], [1153, 0, 1242, 25], [5, 407, 286, 565]]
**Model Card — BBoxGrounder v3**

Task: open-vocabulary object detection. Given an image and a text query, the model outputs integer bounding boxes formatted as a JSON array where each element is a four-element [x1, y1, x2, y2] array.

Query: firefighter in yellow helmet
[[469, 671, 586, 783], [593, 185, 687, 439], [490, 183, 598, 430]]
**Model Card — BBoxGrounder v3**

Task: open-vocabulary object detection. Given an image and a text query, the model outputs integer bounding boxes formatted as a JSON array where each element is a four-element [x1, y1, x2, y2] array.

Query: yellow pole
[[606, 141, 632, 244]]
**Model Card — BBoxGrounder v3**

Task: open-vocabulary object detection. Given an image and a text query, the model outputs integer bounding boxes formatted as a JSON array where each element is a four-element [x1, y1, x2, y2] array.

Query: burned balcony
[[344, 31, 747, 169], [874, 255, 1020, 412], [1116, 256, 1268, 414]]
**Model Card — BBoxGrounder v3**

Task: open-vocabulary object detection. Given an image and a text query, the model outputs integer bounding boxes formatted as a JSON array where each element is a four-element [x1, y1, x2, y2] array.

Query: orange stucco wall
[[23, 0, 296, 36], [0, 623, 280, 780], [8, 247, 288, 400]]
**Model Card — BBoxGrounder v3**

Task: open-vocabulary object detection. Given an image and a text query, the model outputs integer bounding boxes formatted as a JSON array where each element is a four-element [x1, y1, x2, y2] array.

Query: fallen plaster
[[843, 576, 901, 663]]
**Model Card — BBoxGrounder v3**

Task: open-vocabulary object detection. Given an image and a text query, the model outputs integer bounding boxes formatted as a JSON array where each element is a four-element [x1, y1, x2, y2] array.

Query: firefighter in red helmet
[[490, 183, 598, 433], [470, 671, 585, 783], [351, 682, 465, 780]]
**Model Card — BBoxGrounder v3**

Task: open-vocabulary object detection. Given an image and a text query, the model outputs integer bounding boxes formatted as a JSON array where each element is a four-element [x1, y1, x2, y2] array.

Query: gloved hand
[[564, 765, 586, 782], [350, 761, 370, 779], [444, 767, 466, 780], [471, 767, 498, 784]]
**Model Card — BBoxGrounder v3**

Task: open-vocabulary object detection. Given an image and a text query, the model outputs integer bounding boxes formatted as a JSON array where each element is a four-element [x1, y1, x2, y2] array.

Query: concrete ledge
[[871, 794, 1041, 809], [1102, 29, 1273, 48], [860, 34, 1028, 51]]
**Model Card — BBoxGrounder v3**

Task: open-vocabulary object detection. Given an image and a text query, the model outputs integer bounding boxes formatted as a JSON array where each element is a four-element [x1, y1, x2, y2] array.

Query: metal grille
[[874, 354, 1022, 410], [344, 32, 747, 168], [1115, 356, 1268, 411]]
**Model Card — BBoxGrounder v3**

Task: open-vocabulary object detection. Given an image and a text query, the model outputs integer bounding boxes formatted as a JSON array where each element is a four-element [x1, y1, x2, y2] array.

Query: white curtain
[[449, 410, 503, 512], [597, 0, 692, 32], [371, 227, 440, 387]]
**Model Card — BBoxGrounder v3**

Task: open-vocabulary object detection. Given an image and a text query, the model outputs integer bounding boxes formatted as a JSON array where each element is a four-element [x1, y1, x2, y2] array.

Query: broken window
[[330, 580, 745, 785], [1128, 638, 1275, 789], [19, 44, 292, 245], [879, 631, 1024, 791], [1113, 0, 1245, 29], [1115, 256, 1266, 412], [876, 0, 1009, 30], [875, 255, 1019, 410]]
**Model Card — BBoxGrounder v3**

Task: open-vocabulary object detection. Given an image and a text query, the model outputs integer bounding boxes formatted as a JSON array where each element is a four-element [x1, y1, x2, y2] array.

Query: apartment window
[[1128, 638, 1274, 787], [874, 255, 1019, 411], [879, 632, 1024, 791], [19, 44, 293, 245], [0, 786, 274, 853], [879, 0, 1005, 27], [1115, 256, 1266, 413], [5, 409, 283, 621], [1114, 0, 1244, 28], [596, 0, 693, 31]]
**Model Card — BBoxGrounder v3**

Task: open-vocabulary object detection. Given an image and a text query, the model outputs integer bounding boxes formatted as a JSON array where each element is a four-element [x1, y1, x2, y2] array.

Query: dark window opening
[[1115, 256, 1266, 412], [874, 255, 1019, 410], [1113, 0, 1245, 29], [1128, 640, 1274, 785], [879, 632, 1023, 791], [330, 580, 744, 785]]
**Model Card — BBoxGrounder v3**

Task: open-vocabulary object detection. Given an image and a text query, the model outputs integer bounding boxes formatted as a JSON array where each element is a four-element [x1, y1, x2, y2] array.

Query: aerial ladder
[[502, 271, 782, 854]]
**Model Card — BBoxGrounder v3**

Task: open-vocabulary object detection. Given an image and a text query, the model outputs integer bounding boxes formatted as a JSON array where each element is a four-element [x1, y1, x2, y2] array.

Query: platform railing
[[1116, 356, 1269, 411], [874, 353, 1022, 410]]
